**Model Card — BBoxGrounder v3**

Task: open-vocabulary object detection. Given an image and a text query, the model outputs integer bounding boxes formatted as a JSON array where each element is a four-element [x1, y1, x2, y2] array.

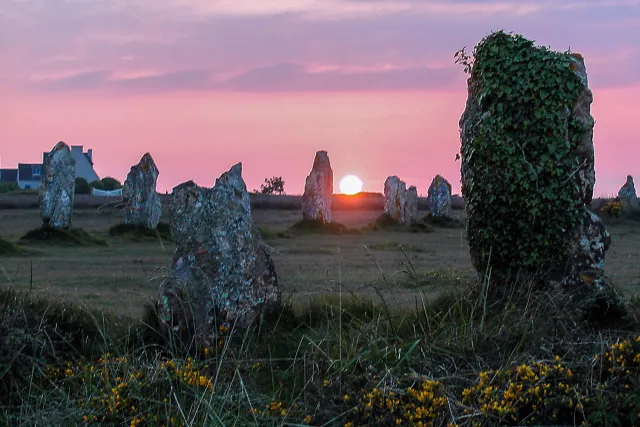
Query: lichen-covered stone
[[459, 32, 611, 292], [427, 175, 452, 218], [302, 151, 333, 223], [158, 163, 280, 335], [40, 141, 75, 229], [559, 212, 611, 290], [123, 152, 162, 229], [384, 176, 409, 225], [617, 175, 638, 212], [406, 185, 419, 225]]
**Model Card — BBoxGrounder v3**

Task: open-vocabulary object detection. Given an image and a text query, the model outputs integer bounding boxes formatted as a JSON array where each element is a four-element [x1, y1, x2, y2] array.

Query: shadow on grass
[[421, 213, 465, 228], [108, 222, 172, 241], [367, 213, 434, 233], [19, 226, 107, 247], [287, 219, 363, 236]]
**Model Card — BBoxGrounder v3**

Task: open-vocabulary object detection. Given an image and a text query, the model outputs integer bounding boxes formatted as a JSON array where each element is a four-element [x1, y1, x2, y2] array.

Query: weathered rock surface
[[158, 163, 280, 335], [302, 151, 333, 223], [617, 175, 638, 212], [123, 153, 162, 229], [40, 141, 75, 229], [384, 176, 409, 224], [427, 175, 452, 218], [560, 55, 610, 291], [459, 32, 612, 293], [406, 186, 419, 224]]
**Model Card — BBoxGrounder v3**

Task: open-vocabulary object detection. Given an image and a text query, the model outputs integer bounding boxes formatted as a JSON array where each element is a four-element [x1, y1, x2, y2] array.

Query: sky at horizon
[[1, 0, 639, 196]]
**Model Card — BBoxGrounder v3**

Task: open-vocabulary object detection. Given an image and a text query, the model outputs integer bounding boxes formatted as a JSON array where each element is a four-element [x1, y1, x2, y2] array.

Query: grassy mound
[[108, 222, 171, 241], [257, 226, 291, 240], [421, 213, 465, 228], [19, 226, 106, 246], [0, 235, 23, 256], [288, 219, 362, 235], [368, 213, 434, 233]]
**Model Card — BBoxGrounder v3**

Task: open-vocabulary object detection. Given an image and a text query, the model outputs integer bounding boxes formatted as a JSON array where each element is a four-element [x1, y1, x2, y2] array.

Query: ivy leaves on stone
[[458, 30, 588, 279]]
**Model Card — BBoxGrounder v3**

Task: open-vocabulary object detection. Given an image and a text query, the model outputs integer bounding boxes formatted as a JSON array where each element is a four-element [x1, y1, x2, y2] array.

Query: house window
[[32, 166, 41, 176], [24, 184, 31, 189]]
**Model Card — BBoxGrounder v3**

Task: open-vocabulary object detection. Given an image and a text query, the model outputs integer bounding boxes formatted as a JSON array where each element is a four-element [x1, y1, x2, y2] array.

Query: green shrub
[[100, 177, 123, 191], [75, 177, 90, 194], [0, 182, 19, 193]]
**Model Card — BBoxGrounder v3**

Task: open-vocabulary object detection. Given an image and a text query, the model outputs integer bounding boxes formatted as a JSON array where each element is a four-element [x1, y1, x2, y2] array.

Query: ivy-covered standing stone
[[458, 31, 611, 291]]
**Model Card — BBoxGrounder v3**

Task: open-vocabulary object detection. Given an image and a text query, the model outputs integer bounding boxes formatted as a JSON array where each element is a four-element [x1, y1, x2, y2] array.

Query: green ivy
[[457, 31, 589, 281]]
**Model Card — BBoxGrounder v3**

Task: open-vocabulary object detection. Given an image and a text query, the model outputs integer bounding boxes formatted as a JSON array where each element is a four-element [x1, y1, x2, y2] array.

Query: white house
[[0, 145, 100, 190]]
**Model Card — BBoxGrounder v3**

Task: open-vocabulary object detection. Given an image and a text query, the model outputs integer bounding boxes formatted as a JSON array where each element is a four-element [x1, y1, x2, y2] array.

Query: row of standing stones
[[29, 33, 640, 341], [39, 143, 162, 231], [301, 150, 453, 226]]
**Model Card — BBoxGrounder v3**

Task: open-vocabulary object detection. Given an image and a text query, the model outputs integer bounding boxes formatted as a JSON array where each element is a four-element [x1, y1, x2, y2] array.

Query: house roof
[[18, 163, 42, 181], [0, 169, 17, 183]]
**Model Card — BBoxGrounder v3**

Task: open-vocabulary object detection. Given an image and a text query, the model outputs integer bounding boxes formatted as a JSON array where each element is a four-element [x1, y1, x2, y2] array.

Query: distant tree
[[100, 177, 123, 191], [257, 176, 285, 195], [90, 180, 104, 190], [0, 182, 19, 193], [75, 177, 90, 194]]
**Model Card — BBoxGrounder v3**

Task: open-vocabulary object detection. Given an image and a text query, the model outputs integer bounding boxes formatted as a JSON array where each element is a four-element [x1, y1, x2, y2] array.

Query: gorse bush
[[2, 274, 639, 426], [458, 30, 589, 282]]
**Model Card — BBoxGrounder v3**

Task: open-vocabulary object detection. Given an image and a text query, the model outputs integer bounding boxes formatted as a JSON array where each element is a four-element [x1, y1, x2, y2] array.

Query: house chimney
[[87, 149, 93, 162]]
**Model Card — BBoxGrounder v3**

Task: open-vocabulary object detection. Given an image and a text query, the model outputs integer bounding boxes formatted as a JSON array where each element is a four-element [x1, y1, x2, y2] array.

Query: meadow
[[1, 202, 640, 426]]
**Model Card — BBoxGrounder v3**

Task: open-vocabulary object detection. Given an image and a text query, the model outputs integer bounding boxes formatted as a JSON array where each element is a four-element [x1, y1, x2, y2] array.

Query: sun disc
[[339, 175, 363, 195]]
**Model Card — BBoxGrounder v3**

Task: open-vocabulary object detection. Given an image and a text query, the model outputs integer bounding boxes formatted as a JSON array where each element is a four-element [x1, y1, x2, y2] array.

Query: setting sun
[[339, 174, 364, 195]]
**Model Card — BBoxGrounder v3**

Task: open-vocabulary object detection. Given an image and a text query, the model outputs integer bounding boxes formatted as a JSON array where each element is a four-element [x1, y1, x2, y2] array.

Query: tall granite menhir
[[302, 151, 333, 223], [427, 175, 452, 218], [459, 31, 611, 290], [123, 152, 162, 229], [40, 141, 76, 229], [158, 163, 280, 336], [384, 176, 414, 225]]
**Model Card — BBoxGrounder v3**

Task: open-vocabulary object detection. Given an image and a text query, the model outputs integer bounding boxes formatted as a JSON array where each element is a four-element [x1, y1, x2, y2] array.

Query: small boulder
[[302, 151, 333, 223], [617, 175, 638, 212], [40, 141, 75, 229], [158, 163, 280, 336], [123, 153, 162, 229], [427, 175, 452, 218]]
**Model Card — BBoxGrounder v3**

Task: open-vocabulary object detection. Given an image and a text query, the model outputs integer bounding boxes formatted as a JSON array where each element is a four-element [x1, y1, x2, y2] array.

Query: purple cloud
[[2, 0, 639, 93]]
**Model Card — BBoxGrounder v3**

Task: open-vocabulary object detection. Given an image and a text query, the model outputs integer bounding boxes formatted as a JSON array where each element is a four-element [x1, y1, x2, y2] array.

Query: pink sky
[[1, 0, 639, 196]]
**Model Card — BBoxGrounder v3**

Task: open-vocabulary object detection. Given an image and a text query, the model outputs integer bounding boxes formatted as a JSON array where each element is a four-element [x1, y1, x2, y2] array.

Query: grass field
[[1, 207, 639, 317], [2, 206, 640, 426]]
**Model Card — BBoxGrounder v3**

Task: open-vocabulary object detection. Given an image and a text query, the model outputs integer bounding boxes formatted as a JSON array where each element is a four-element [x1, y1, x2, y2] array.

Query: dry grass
[[0, 207, 639, 318]]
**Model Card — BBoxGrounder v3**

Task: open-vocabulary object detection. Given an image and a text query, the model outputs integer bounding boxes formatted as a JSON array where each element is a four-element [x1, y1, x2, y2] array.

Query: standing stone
[[123, 153, 162, 229], [40, 141, 75, 229], [302, 151, 333, 223], [384, 176, 410, 224], [427, 175, 452, 218], [617, 175, 638, 212], [459, 31, 611, 291], [158, 163, 280, 336], [406, 186, 419, 225]]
